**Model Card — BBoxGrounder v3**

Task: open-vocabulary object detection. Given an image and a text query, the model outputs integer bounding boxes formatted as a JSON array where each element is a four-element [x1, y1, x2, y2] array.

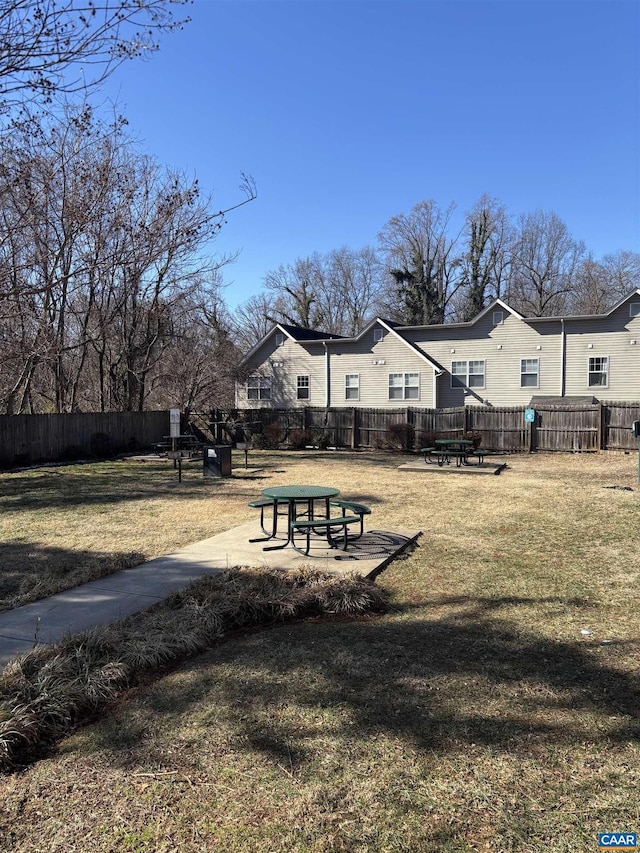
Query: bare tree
[[263, 257, 326, 329], [456, 194, 514, 320], [247, 246, 384, 340], [378, 200, 463, 325], [0, 106, 254, 413], [0, 0, 190, 110], [232, 292, 282, 351], [508, 210, 584, 316]]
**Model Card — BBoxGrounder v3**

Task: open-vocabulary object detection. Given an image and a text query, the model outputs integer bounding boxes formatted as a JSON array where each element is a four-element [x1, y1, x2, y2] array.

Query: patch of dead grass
[[0, 449, 639, 851]]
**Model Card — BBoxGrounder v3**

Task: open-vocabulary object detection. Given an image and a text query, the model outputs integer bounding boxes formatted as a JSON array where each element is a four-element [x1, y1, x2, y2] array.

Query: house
[[236, 291, 640, 409]]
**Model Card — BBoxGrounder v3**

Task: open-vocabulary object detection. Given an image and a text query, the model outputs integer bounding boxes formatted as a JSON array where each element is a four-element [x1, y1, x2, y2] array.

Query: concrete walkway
[[0, 520, 420, 669]]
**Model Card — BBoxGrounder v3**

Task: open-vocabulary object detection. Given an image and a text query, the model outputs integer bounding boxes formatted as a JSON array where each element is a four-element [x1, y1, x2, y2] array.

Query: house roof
[[239, 322, 345, 366], [277, 323, 345, 342], [327, 317, 444, 373]]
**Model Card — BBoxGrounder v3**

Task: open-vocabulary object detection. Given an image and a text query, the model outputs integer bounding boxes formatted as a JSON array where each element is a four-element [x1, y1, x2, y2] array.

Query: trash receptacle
[[203, 445, 232, 478]]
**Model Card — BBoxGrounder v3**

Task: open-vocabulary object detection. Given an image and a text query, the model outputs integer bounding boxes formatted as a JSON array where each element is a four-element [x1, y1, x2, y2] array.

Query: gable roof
[[276, 323, 345, 342], [329, 317, 443, 373], [239, 322, 345, 366]]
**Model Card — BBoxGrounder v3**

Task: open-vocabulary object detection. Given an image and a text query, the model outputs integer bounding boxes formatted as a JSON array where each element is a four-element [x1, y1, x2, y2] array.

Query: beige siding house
[[236, 292, 640, 408]]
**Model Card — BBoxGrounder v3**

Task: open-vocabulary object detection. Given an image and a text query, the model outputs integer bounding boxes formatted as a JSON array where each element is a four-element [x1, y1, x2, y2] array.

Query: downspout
[[560, 319, 566, 397], [433, 369, 438, 408], [323, 342, 330, 408]]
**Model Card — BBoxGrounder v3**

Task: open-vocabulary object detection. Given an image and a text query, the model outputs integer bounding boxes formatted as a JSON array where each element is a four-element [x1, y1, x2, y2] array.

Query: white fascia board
[[239, 324, 296, 367], [599, 288, 640, 318], [472, 297, 524, 323], [376, 319, 444, 374]]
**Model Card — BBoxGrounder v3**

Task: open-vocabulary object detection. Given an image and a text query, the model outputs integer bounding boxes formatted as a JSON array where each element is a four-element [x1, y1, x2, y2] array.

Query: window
[[389, 372, 419, 400], [373, 328, 383, 343], [588, 356, 608, 387], [493, 311, 504, 325], [275, 332, 285, 346], [630, 303, 640, 318], [247, 375, 271, 401], [450, 360, 485, 389], [520, 358, 539, 388], [297, 375, 310, 400], [345, 374, 359, 400]]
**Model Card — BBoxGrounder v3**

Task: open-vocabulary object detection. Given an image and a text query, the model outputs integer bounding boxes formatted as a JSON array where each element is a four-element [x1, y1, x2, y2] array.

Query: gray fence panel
[[0, 411, 169, 467]]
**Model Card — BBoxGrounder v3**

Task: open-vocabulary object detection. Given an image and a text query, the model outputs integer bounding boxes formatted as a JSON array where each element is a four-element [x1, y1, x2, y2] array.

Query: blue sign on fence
[[524, 408, 535, 423]]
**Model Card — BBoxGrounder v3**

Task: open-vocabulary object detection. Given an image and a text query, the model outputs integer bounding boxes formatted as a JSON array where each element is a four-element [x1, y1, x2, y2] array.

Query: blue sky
[[101, 0, 640, 311]]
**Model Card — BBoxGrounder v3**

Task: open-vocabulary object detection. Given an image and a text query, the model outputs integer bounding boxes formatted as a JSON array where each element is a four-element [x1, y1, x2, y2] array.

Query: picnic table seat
[[472, 448, 496, 464], [290, 515, 362, 555], [330, 500, 371, 535], [420, 447, 452, 466], [248, 496, 290, 535]]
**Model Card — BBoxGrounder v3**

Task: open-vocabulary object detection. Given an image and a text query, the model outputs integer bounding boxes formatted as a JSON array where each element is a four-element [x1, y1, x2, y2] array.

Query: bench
[[290, 515, 362, 555], [425, 449, 451, 466], [472, 449, 496, 464], [421, 446, 473, 467], [447, 450, 469, 467], [330, 500, 371, 536], [248, 497, 290, 535]]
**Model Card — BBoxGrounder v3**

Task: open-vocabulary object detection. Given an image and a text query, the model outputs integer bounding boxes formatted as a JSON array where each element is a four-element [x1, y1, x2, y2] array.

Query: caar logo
[[599, 834, 637, 850]]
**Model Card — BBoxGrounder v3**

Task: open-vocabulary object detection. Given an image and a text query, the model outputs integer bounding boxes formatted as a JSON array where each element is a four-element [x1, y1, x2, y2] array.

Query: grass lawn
[[1, 449, 639, 852]]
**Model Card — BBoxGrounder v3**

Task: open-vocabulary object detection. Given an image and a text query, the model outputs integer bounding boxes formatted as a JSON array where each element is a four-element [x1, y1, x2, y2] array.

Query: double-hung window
[[297, 375, 310, 400], [520, 358, 539, 388], [247, 375, 272, 401], [345, 374, 359, 400], [451, 360, 485, 389], [588, 356, 608, 387], [388, 372, 419, 400]]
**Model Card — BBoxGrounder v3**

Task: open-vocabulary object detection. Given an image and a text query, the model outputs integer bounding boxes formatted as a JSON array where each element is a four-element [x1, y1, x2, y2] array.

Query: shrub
[[316, 432, 332, 450], [462, 430, 483, 449], [387, 421, 415, 452], [260, 422, 283, 449], [288, 429, 314, 450], [416, 431, 437, 450], [250, 432, 266, 449]]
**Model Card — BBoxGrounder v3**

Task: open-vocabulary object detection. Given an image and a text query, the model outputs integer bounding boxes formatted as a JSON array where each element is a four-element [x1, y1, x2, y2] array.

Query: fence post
[[529, 412, 535, 453], [598, 402, 604, 450], [351, 407, 357, 449]]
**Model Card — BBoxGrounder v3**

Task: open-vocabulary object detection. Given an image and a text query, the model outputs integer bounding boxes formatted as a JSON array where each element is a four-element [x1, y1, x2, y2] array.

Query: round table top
[[262, 484, 340, 500]]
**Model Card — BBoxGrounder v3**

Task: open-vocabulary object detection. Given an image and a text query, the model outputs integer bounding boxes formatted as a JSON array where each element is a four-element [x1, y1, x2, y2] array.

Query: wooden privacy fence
[[0, 410, 170, 468], [218, 401, 640, 453]]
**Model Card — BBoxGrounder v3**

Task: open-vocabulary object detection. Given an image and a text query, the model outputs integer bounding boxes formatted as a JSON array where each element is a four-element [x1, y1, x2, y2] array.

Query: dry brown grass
[[1, 449, 639, 852]]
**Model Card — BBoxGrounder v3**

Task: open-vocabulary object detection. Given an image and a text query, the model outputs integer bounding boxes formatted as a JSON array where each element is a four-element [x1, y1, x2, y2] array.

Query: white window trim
[[493, 311, 504, 325], [629, 302, 640, 318], [296, 375, 310, 400], [588, 355, 609, 388], [247, 375, 272, 401], [450, 360, 486, 390], [388, 372, 420, 401], [345, 373, 360, 401], [275, 332, 285, 346], [520, 357, 540, 388], [373, 328, 384, 343]]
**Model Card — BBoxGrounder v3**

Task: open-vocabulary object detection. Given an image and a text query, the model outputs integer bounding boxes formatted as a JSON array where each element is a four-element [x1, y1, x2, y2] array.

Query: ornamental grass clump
[[0, 568, 387, 769]]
